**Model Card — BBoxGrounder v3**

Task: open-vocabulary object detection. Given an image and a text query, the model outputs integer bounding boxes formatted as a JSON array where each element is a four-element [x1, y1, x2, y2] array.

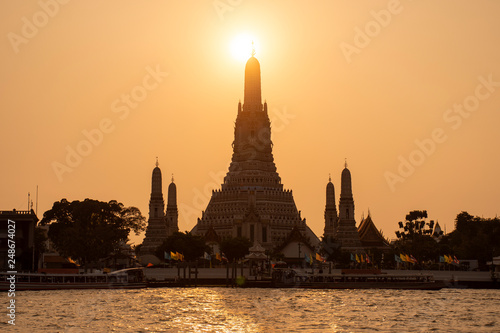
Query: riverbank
[[144, 267, 499, 289]]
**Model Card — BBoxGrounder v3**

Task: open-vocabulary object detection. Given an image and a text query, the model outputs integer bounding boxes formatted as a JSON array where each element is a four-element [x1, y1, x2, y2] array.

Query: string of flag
[[164, 251, 185, 261], [350, 253, 373, 264], [304, 253, 326, 263]]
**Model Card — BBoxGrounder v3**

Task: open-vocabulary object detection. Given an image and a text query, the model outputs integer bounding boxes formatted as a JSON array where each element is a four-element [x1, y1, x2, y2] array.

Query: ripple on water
[[9, 288, 500, 332]]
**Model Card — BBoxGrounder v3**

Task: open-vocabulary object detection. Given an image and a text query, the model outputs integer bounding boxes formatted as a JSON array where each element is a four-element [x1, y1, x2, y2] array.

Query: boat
[[0, 268, 147, 291], [271, 268, 445, 290]]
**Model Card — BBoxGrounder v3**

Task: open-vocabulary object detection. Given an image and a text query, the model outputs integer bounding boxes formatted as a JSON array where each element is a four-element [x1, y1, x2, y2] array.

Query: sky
[[1, 0, 500, 246]]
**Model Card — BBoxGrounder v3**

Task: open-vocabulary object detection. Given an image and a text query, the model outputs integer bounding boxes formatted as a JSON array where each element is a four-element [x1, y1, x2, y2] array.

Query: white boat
[[0, 268, 146, 291]]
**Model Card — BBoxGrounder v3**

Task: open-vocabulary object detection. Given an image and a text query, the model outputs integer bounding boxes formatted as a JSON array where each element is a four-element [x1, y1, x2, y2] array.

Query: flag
[[360, 254, 365, 263], [305, 253, 311, 263], [221, 253, 228, 262], [366, 254, 371, 264], [203, 252, 211, 260], [216, 253, 221, 261], [146, 263, 153, 267], [177, 252, 184, 261], [445, 255, 451, 264], [439, 256, 445, 263], [309, 253, 313, 264], [395, 254, 402, 263], [453, 256, 460, 264], [350, 253, 355, 262], [170, 251, 177, 260], [405, 254, 411, 263], [410, 255, 418, 264], [164, 251, 171, 260], [400, 254, 407, 262], [355, 254, 360, 263], [316, 253, 325, 262]]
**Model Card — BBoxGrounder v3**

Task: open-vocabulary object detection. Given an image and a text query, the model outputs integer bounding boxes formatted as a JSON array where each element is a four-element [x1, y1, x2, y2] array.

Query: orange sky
[[1, 1, 500, 245]]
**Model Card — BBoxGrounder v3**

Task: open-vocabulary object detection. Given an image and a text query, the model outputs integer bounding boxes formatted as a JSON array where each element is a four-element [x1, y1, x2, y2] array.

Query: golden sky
[[1, 1, 500, 245]]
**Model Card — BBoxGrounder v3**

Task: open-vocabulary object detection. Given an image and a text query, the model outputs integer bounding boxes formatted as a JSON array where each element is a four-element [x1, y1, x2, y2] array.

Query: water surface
[[4, 288, 499, 332]]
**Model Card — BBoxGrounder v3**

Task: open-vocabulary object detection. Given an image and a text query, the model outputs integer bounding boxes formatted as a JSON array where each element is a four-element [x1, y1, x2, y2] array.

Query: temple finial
[[156, 157, 159, 167], [344, 158, 347, 168], [171, 173, 174, 183], [251, 41, 256, 57], [329, 173, 331, 182]]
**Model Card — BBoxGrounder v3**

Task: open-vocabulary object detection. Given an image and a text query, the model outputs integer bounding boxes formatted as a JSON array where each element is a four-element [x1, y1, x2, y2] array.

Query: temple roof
[[358, 214, 390, 248], [275, 226, 316, 253], [204, 226, 220, 244]]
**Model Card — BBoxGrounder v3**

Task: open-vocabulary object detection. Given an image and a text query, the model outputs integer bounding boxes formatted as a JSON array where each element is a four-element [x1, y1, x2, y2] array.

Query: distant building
[[432, 221, 444, 242], [0, 209, 37, 271], [191, 55, 319, 253], [322, 167, 390, 253], [358, 213, 390, 250], [323, 165, 363, 251], [140, 160, 178, 257]]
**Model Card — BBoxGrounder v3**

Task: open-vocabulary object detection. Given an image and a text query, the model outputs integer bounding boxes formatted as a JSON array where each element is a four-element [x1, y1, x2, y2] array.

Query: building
[[322, 165, 391, 253], [0, 209, 37, 271], [357, 212, 390, 250], [191, 54, 319, 252], [140, 160, 178, 257], [323, 164, 363, 250]]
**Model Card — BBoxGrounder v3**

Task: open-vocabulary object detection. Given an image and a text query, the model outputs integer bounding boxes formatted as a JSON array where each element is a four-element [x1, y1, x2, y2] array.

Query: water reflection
[[12, 288, 500, 332]]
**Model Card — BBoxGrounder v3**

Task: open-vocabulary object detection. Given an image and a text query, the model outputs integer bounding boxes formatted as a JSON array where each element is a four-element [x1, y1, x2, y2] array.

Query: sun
[[230, 34, 259, 62]]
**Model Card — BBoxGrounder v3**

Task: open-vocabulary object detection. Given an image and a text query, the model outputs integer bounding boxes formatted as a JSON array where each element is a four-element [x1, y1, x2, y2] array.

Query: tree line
[[36, 199, 500, 271]]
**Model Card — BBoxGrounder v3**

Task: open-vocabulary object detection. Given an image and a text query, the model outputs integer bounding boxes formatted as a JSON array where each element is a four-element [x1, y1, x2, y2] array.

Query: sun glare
[[230, 34, 259, 62]]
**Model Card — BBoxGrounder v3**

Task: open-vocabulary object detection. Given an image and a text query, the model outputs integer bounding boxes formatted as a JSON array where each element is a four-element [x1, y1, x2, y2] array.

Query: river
[[3, 288, 499, 332]]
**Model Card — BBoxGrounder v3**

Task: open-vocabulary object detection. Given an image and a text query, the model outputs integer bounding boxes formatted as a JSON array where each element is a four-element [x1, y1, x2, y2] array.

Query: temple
[[140, 160, 178, 256], [322, 164, 389, 252], [191, 55, 319, 253], [358, 212, 390, 249]]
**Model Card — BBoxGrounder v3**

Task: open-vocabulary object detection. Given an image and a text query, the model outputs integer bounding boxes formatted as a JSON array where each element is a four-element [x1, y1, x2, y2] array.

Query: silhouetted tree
[[219, 237, 252, 262], [155, 232, 208, 261], [40, 198, 146, 268], [446, 211, 500, 269], [394, 210, 439, 262]]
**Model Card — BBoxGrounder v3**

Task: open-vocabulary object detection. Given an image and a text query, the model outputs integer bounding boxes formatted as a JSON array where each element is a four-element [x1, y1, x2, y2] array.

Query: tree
[[40, 198, 146, 268], [395, 210, 434, 240], [155, 232, 208, 261], [446, 212, 500, 269], [394, 210, 439, 262], [219, 237, 252, 262]]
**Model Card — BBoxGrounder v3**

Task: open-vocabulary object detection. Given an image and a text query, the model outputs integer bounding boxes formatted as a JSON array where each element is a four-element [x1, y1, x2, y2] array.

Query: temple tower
[[166, 175, 179, 235], [335, 162, 362, 249], [141, 160, 168, 255], [323, 175, 338, 240], [191, 55, 318, 250]]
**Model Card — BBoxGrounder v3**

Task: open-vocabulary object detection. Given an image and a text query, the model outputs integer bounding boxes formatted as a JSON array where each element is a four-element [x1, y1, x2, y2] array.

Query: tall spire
[[151, 160, 162, 196], [166, 174, 179, 234], [243, 55, 262, 111], [156, 156, 159, 167], [251, 40, 256, 57]]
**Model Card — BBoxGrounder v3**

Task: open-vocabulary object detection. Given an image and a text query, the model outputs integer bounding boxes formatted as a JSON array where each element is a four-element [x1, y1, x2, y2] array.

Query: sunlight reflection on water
[[8, 288, 500, 332]]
